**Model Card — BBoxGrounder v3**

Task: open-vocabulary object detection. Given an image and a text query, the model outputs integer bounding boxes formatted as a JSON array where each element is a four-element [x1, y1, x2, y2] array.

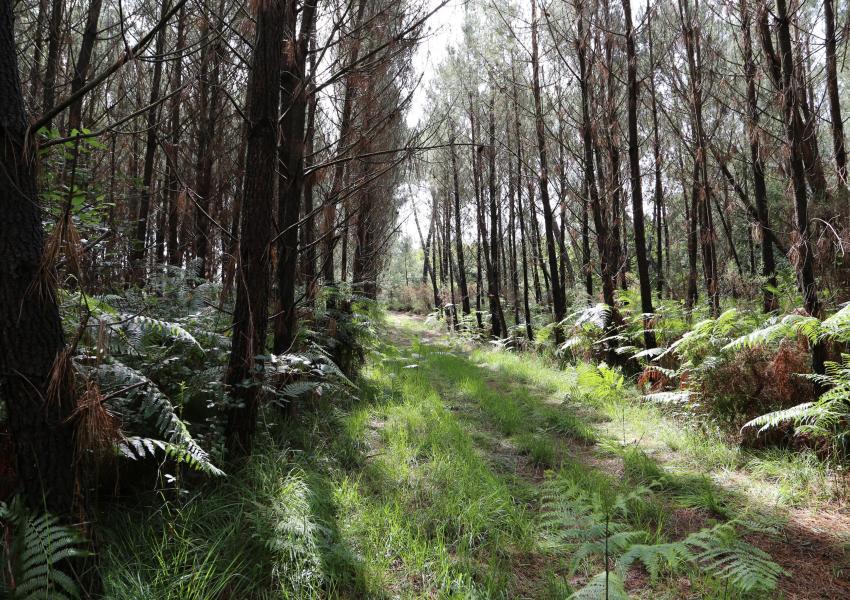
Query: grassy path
[[328, 313, 850, 599], [101, 311, 850, 598]]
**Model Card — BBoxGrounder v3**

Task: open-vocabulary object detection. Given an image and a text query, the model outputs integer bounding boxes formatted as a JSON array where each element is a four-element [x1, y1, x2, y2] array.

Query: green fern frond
[[118, 436, 224, 477], [685, 522, 784, 592], [1, 498, 89, 600], [119, 314, 202, 350], [618, 541, 692, 580], [742, 402, 816, 434], [818, 304, 850, 342], [568, 571, 629, 600], [93, 362, 223, 476]]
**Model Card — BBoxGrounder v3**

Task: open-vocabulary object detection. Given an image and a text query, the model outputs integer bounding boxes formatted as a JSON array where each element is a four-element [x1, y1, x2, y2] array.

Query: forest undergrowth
[[97, 311, 850, 599]]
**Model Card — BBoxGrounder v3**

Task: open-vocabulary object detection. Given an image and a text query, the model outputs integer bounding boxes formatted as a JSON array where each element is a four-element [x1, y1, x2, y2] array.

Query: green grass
[[98, 313, 843, 599]]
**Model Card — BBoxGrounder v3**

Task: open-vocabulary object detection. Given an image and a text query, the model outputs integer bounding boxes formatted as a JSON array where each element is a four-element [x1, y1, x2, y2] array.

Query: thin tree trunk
[[576, 0, 616, 310], [302, 33, 319, 304], [40, 0, 63, 125], [622, 0, 655, 348], [680, 0, 719, 315], [774, 0, 825, 376], [531, 0, 564, 342], [824, 0, 847, 193], [166, 6, 186, 266], [322, 0, 368, 294], [130, 0, 169, 283], [451, 128, 471, 317], [485, 94, 507, 337]]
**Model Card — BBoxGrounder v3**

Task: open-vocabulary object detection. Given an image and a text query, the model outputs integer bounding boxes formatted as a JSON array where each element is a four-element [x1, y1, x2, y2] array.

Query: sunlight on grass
[[331, 341, 537, 596]]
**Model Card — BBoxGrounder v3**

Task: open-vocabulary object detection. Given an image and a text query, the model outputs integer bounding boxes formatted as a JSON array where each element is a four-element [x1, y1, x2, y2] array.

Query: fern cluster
[[539, 476, 784, 598], [743, 353, 850, 448], [0, 498, 90, 600]]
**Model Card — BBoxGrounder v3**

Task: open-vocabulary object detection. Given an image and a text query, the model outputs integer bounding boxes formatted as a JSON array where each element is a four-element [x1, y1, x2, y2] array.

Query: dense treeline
[[1, 0, 426, 595], [3, 0, 850, 596], [388, 0, 850, 423]]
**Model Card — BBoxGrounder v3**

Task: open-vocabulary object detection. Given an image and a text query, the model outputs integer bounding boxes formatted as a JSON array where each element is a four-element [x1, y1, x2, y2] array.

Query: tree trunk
[[165, 6, 187, 266], [622, 0, 655, 348], [576, 0, 615, 311], [648, 15, 664, 299], [487, 93, 508, 337], [130, 0, 169, 283], [302, 34, 319, 304], [273, 0, 317, 354], [740, 0, 776, 311], [530, 0, 564, 342], [774, 0, 825, 376], [680, 0, 719, 315], [450, 129, 471, 317], [225, 0, 286, 455], [322, 0, 368, 294], [40, 0, 63, 124], [67, 0, 104, 133], [824, 0, 847, 193], [1, 0, 73, 516]]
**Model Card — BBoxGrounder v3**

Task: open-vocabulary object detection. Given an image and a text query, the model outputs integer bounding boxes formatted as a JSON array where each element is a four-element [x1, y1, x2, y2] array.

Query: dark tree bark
[[508, 131, 521, 326], [530, 2, 564, 342], [647, 14, 665, 299], [302, 34, 319, 303], [130, 0, 169, 283], [165, 6, 187, 266], [40, 0, 63, 125], [622, 0, 655, 348], [450, 128, 471, 317], [194, 5, 224, 278], [684, 155, 700, 311], [679, 0, 719, 315], [517, 158, 534, 341], [486, 93, 508, 337], [273, 0, 318, 354], [576, 0, 616, 311], [225, 0, 286, 455], [581, 181, 593, 299], [67, 0, 104, 133], [322, 0, 368, 292], [469, 92, 486, 329], [757, 4, 829, 203], [1, 0, 76, 517], [29, 0, 48, 101], [600, 0, 625, 291], [773, 0, 825, 376]]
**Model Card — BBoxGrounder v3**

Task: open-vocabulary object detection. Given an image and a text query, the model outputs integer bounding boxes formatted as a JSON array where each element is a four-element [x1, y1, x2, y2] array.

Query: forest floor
[[332, 312, 850, 599], [101, 311, 850, 599]]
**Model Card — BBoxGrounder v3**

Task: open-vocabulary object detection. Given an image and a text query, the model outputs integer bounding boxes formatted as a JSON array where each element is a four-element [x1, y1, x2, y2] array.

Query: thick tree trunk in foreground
[[225, 0, 286, 455], [1, 0, 76, 517]]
